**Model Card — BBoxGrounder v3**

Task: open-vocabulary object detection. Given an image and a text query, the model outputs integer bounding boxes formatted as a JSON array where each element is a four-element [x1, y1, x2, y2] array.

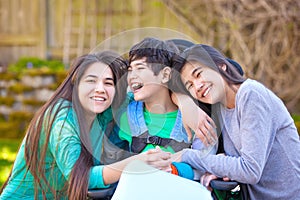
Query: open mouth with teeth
[[202, 86, 211, 97], [200, 84, 212, 98], [92, 96, 106, 101], [131, 82, 144, 92]]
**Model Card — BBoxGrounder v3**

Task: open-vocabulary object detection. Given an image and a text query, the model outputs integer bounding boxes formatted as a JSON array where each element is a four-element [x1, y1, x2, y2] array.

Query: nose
[[95, 81, 105, 93], [193, 79, 204, 93], [127, 69, 137, 81]]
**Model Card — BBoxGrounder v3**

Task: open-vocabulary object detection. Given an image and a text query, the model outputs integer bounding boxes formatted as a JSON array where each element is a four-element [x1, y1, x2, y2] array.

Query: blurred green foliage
[[0, 139, 22, 187], [8, 83, 33, 94], [292, 114, 300, 122], [0, 57, 66, 139], [0, 96, 15, 106], [7, 57, 65, 73], [22, 99, 45, 107], [0, 73, 18, 80], [292, 115, 300, 134]]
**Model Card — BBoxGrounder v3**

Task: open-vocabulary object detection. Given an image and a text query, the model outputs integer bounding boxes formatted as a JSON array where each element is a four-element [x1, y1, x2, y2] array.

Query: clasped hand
[[142, 146, 172, 172]]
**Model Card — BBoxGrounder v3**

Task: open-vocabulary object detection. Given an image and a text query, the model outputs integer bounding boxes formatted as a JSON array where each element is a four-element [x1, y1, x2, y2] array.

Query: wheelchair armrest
[[87, 183, 117, 199], [209, 179, 239, 191]]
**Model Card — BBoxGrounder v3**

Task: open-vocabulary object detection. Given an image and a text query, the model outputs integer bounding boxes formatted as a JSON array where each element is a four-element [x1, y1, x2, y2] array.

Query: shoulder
[[49, 99, 77, 129], [237, 79, 271, 101], [239, 79, 267, 94], [50, 98, 72, 117], [236, 79, 276, 113], [48, 100, 80, 146]]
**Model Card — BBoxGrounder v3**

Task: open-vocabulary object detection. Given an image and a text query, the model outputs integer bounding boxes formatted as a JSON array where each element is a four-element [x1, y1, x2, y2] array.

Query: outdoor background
[[0, 0, 299, 187]]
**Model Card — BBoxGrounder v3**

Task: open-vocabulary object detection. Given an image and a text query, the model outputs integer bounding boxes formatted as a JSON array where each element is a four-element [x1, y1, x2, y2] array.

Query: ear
[[161, 67, 171, 84], [220, 63, 227, 72]]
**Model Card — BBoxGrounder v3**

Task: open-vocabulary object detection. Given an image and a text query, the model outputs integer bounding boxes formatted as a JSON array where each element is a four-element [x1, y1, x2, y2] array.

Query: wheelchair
[[87, 166, 249, 200], [87, 183, 117, 200]]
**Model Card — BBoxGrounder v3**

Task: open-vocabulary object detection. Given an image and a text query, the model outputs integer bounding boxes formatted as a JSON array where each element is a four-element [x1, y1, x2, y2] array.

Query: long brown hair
[[1, 51, 127, 199]]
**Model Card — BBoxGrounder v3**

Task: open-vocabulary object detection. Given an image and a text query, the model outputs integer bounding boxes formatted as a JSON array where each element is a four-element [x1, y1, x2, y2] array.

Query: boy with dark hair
[[116, 37, 201, 154]]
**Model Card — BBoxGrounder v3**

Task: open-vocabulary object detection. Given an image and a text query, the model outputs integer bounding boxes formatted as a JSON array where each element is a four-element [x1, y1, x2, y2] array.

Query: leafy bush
[[292, 114, 300, 122], [22, 98, 45, 107], [7, 57, 65, 73], [0, 73, 18, 81], [292, 115, 300, 134], [9, 111, 33, 122], [0, 122, 21, 138], [8, 83, 33, 94], [0, 96, 15, 106], [0, 138, 22, 187], [0, 113, 5, 122]]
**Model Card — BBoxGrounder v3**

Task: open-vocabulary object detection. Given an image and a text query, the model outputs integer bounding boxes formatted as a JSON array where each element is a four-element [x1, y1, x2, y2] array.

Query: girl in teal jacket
[[0, 51, 171, 199]]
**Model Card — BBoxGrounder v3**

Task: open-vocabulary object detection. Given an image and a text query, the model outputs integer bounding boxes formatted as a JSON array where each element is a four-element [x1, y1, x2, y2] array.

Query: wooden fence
[[0, 0, 199, 66], [0, 0, 46, 65]]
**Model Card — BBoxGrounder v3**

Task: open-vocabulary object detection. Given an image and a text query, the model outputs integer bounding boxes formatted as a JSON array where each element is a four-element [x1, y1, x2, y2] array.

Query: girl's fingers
[[195, 129, 208, 146], [198, 120, 217, 146], [205, 119, 218, 141], [206, 116, 216, 128], [183, 124, 193, 141], [200, 173, 218, 191]]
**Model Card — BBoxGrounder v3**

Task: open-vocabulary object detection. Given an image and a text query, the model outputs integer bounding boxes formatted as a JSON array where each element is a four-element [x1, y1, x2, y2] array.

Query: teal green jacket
[[0, 99, 112, 199]]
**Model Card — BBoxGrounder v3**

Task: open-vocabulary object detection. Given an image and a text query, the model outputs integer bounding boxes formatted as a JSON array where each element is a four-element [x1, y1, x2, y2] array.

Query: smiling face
[[127, 57, 165, 102], [78, 62, 115, 117], [181, 61, 226, 105]]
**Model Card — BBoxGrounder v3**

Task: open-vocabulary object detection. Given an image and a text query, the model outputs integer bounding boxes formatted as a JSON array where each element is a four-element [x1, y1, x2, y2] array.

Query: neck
[[85, 112, 97, 130], [144, 89, 177, 114], [224, 84, 240, 109]]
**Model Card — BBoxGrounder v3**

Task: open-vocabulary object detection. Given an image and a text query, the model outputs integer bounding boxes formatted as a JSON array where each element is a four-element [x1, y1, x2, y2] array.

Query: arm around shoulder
[[172, 92, 217, 146]]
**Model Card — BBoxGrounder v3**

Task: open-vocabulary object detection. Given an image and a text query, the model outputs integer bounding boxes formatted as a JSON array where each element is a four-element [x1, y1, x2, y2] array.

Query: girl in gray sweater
[[172, 44, 300, 199]]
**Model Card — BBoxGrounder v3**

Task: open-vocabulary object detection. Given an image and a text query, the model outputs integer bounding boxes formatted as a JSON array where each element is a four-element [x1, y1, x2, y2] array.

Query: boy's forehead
[[130, 57, 148, 66]]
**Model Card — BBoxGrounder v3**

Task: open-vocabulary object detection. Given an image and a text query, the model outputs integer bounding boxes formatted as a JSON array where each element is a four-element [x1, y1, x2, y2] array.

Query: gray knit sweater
[[182, 79, 300, 200]]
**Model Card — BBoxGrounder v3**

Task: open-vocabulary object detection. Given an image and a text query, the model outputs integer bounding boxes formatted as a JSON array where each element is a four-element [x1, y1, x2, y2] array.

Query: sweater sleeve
[[182, 84, 275, 184], [89, 166, 109, 189], [49, 111, 109, 189]]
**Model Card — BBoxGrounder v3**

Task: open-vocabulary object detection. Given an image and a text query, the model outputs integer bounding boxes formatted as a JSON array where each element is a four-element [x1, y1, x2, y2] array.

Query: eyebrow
[[104, 77, 114, 81], [85, 74, 114, 81], [191, 66, 202, 76], [84, 74, 97, 79], [131, 60, 147, 66]]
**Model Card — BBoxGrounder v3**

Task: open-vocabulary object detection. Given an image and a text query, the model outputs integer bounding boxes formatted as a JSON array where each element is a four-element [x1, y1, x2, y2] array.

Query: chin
[[133, 94, 144, 101], [94, 106, 109, 113], [198, 98, 212, 105]]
